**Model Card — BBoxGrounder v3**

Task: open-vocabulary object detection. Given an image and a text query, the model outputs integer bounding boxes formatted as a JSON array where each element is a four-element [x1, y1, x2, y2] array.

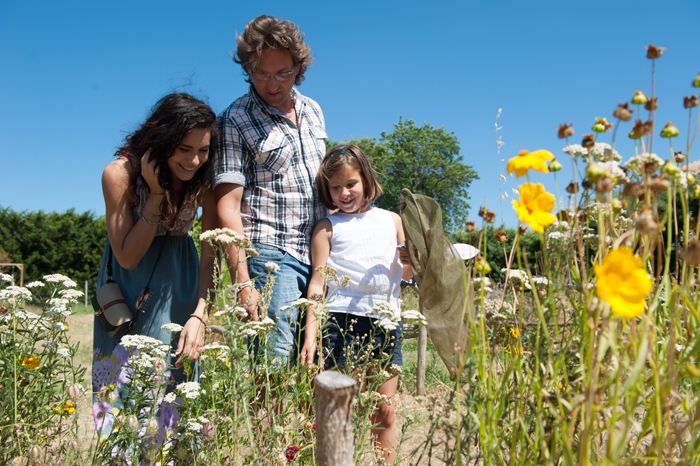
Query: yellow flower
[[510, 328, 520, 339], [62, 402, 76, 414], [506, 150, 554, 178], [594, 247, 652, 319], [22, 356, 40, 370], [512, 183, 556, 233]]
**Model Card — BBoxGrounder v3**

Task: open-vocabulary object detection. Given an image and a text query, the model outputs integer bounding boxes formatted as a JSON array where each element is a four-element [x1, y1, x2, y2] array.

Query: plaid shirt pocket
[[255, 129, 292, 176]]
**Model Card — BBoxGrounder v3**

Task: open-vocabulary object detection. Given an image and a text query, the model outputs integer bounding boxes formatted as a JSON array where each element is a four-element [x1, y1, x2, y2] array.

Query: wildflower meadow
[[2, 44, 700, 465]]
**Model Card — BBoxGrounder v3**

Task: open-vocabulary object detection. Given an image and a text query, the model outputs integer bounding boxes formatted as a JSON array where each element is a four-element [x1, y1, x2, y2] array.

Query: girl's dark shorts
[[323, 312, 403, 369]]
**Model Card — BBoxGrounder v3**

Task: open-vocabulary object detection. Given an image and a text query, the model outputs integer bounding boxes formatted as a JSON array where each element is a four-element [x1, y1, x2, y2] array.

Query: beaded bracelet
[[190, 313, 207, 327], [138, 211, 161, 226], [142, 206, 163, 221]]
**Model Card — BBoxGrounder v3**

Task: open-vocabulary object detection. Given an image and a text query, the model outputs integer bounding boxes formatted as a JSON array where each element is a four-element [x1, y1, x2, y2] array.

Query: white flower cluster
[[163, 392, 178, 404], [199, 228, 252, 248], [161, 323, 183, 334], [531, 276, 549, 288], [279, 298, 315, 313], [585, 202, 612, 216], [57, 348, 70, 358], [240, 317, 276, 336], [563, 142, 621, 162], [120, 334, 168, 358], [59, 289, 84, 302], [201, 342, 230, 362], [265, 262, 281, 273], [228, 280, 253, 295], [25, 281, 44, 288], [401, 310, 427, 327], [481, 298, 513, 318], [177, 381, 202, 400], [212, 304, 248, 319], [1, 273, 14, 284], [624, 152, 664, 177], [0, 285, 32, 302], [598, 161, 630, 185], [504, 269, 531, 290], [370, 303, 400, 331], [316, 265, 338, 283], [472, 277, 494, 294]]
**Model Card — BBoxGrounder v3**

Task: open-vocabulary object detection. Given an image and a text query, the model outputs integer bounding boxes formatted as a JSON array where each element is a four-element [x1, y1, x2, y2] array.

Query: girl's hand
[[174, 316, 206, 368], [299, 338, 317, 370], [141, 149, 165, 196]]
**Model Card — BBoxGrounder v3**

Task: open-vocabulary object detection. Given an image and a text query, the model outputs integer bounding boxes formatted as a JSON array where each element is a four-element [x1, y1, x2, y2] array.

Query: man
[[214, 15, 327, 366]]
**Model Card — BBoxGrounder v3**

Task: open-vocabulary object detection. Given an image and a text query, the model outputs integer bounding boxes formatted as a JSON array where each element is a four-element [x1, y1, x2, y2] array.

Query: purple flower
[[285, 445, 300, 461]]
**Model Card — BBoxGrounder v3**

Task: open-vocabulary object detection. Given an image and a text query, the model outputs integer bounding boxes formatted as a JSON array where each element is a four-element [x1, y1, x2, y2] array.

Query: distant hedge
[[0, 207, 107, 296]]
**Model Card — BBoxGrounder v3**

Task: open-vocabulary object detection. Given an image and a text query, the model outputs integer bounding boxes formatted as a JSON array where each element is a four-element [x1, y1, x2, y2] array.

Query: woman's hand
[[174, 315, 207, 368], [141, 149, 165, 196]]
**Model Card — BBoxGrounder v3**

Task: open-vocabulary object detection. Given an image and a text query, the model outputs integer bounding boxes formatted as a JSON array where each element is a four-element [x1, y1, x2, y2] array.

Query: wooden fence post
[[315, 371, 358, 466], [416, 325, 427, 395]]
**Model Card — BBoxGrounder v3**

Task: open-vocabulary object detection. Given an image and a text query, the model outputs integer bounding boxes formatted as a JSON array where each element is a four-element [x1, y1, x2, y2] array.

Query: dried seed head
[[660, 122, 680, 138], [622, 182, 645, 199], [494, 230, 509, 245], [674, 151, 686, 164], [613, 102, 633, 122], [644, 97, 659, 112], [557, 123, 574, 139], [650, 174, 671, 193], [646, 44, 666, 59], [464, 221, 477, 233], [558, 210, 571, 222], [581, 134, 596, 149], [565, 182, 579, 194], [518, 225, 528, 236], [643, 160, 658, 175], [595, 176, 614, 194], [581, 179, 593, 190], [478, 207, 496, 223], [684, 95, 699, 109], [631, 91, 648, 105], [680, 238, 700, 266], [635, 209, 659, 234], [632, 120, 652, 137]]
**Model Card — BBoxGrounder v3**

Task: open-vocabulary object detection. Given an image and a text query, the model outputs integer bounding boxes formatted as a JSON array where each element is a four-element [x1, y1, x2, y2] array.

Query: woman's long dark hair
[[115, 93, 218, 222]]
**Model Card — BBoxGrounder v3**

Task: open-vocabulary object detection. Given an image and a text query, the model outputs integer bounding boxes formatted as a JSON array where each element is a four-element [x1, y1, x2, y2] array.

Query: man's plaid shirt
[[214, 86, 328, 265]]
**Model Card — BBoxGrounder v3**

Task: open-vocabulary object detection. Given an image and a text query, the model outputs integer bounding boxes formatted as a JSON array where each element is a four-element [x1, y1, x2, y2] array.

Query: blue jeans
[[248, 243, 312, 367]]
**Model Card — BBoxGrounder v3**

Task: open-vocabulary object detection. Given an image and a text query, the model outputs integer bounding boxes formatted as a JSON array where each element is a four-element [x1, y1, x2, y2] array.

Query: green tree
[[0, 207, 106, 295]]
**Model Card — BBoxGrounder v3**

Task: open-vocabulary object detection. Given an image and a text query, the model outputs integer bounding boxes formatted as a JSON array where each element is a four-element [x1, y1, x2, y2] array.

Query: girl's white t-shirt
[[325, 208, 404, 320]]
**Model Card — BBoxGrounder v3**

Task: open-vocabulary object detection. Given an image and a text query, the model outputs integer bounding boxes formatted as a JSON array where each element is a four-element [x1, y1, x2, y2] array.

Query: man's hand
[[238, 286, 260, 322]]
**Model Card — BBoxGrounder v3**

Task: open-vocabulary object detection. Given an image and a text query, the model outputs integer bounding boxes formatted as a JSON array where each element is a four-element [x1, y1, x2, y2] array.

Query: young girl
[[300, 144, 412, 462], [93, 93, 217, 438]]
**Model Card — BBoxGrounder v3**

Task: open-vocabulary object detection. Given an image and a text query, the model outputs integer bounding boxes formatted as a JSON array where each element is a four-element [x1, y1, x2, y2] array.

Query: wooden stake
[[314, 371, 358, 466]]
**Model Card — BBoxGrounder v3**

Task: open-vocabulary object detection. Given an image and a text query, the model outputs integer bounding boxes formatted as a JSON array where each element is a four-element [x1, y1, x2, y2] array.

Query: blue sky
[[2, 0, 699, 227]]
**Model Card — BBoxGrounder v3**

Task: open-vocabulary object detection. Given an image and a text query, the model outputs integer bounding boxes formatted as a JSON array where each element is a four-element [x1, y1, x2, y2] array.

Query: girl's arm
[[391, 212, 413, 280], [175, 189, 217, 367], [300, 218, 332, 369], [102, 151, 164, 269]]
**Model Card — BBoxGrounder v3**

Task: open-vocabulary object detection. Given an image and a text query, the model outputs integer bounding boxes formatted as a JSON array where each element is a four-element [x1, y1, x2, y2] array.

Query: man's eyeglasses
[[249, 64, 297, 82]]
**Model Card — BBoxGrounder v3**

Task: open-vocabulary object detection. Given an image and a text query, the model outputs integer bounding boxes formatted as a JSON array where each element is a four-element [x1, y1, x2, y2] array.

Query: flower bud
[[693, 184, 700, 199], [548, 158, 562, 172], [592, 117, 611, 133], [586, 162, 607, 182], [113, 415, 124, 430], [10, 458, 27, 466], [202, 423, 216, 438], [694, 72, 700, 88], [631, 91, 648, 105], [557, 123, 574, 139], [628, 131, 642, 140], [644, 97, 658, 112], [475, 257, 491, 275], [612, 103, 633, 122], [146, 417, 159, 435], [153, 358, 168, 375], [662, 160, 680, 177], [674, 151, 686, 164], [688, 174, 696, 184], [29, 446, 41, 460], [660, 122, 679, 138], [581, 134, 596, 149], [97, 386, 110, 403], [684, 96, 699, 109], [67, 384, 81, 401], [127, 415, 139, 430], [646, 44, 665, 59], [66, 439, 79, 451], [611, 199, 624, 213]]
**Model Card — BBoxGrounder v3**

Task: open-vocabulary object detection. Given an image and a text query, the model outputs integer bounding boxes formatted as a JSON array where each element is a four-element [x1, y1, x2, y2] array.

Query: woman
[[91, 93, 217, 438]]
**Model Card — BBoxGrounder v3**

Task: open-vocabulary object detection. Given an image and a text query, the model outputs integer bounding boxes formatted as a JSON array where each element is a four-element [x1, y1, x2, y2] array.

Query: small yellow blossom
[[506, 150, 554, 178], [510, 327, 520, 339], [594, 247, 652, 319], [62, 402, 76, 414], [512, 183, 556, 233], [22, 356, 40, 370]]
